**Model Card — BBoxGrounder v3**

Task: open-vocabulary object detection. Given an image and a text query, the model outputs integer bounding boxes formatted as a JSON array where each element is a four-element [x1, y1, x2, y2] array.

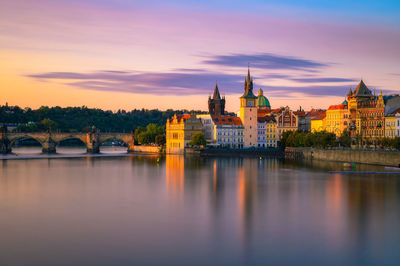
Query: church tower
[[239, 68, 258, 147], [208, 82, 225, 116]]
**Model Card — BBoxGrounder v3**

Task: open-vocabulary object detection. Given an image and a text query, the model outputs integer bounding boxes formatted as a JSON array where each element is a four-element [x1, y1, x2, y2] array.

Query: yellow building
[[385, 116, 397, 138], [166, 114, 203, 154], [265, 116, 278, 147], [239, 68, 258, 147], [311, 113, 326, 132], [325, 103, 349, 136]]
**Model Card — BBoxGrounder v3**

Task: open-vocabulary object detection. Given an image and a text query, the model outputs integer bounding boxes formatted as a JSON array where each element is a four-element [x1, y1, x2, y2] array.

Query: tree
[[338, 130, 351, 147], [155, 135, 166, 146], [188, 132, 206, 146], [39, 118, 57, 132]]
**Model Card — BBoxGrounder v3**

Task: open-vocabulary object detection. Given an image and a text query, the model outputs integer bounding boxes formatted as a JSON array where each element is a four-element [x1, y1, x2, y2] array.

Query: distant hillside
[[0, 105, 208, 132]]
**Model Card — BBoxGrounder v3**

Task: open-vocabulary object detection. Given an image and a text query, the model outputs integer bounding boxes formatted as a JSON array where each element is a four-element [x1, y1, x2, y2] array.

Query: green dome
[[257, 89, 271, 108]]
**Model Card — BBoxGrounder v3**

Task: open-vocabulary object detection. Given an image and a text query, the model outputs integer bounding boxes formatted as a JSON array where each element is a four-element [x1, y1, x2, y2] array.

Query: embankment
[[285, 147, 400, 167]]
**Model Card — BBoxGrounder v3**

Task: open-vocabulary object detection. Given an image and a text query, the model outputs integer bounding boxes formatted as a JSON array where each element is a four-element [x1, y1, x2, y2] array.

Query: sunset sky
[[1, 0, 400, 112]]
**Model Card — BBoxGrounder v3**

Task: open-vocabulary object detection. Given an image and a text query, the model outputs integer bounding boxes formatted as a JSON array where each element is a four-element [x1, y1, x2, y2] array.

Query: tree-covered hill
[[0, 105, 207, 132]]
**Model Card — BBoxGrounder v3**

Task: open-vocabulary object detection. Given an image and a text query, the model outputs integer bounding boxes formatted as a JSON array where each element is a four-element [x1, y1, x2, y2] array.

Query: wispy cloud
[[26, 69, 356, 97], [202, 53, 328, 71], [289, 77, 356, 83]]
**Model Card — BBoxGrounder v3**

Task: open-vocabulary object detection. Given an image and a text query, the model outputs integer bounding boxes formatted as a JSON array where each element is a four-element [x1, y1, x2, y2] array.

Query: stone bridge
[[0, 131, 134, 154]]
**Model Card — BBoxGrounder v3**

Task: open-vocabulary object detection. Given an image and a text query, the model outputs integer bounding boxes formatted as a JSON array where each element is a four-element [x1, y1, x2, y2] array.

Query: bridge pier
[[42, 137, 56, 154], [86, 132, 100, 154], [0, 137, 12, 154]]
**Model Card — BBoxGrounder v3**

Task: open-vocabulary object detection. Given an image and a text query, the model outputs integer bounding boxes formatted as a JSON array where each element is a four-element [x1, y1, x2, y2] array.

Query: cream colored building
[[385, 108, 400, 138]]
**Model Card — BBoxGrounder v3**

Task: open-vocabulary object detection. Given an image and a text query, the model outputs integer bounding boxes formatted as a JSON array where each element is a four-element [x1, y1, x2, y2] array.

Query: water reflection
[[0, 155, 399, 265]]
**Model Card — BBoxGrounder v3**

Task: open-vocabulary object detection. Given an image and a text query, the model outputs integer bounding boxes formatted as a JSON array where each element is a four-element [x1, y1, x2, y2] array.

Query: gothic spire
[[212, 81, 221, 99]]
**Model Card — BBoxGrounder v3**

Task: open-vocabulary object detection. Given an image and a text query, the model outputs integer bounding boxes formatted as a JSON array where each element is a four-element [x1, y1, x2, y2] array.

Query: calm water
[[1, 154, 400, 266]]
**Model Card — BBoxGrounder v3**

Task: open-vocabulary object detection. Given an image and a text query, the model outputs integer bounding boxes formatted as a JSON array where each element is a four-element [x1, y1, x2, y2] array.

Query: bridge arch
[[9, 135, 44, 154]]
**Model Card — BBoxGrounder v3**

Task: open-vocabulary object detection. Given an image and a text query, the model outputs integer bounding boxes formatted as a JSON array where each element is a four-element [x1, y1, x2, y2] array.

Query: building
[[385, 108, 400, 138], [294, 108, 307, 132], [257, 116, 267, 147], [265, 115, 278, 147], [347, 81, 385, 141], [325, 102, 349, 136], [197, 114, 215, 143], [166, 114, 203, 154], [239, 68, 258, 147], [213, 116, 244, 148], [208, 82, 225, 116], [276, 106, 298, 139], [311, 112, 326, 133], [304, 109, 326, 132]]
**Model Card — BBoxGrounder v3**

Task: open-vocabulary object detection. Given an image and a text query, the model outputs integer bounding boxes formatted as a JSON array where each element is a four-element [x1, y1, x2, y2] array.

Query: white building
[[197, 114, 215, 143], [213, 116, 244, 148], [257, 117, 267, 147]]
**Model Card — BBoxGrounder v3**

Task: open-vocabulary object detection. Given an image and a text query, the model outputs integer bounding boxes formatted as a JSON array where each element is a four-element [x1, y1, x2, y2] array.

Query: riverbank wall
[[131, 145, 162, 153], [185, 148, 284, 158], [285, 147, 400, 167]]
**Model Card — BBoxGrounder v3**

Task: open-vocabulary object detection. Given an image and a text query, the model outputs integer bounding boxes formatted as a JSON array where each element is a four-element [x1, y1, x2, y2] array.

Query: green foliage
[[380, 137, 400, 150], [155, 135, 166, 146], [135, 123, 165, 145], [338, 130, 351, 147], [0, 104, 203, 133], [40, 118, 58, 131], [281, 130, 336, 148], [188, 132, 206, 146]]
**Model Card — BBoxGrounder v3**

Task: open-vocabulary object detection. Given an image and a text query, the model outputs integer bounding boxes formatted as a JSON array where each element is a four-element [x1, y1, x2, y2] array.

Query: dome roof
[[342, 99, 348, 105], [257, 89, 270, 108]]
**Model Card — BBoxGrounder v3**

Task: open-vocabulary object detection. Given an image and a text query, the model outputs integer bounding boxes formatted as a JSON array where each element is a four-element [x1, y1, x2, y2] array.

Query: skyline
[[1, 0, 400, 112]]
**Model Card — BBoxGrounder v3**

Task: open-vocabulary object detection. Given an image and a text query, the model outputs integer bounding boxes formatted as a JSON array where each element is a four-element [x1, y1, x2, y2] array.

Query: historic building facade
[[311, 112, 326, 133], [385, 108, 400, 138], [325, 102, 349, 136], [239, 69, 258, 147], [276, 106, 298, 139], [166, 114, 203, 154], [213, 116, 244, 148], [347, 81, 385, 140]]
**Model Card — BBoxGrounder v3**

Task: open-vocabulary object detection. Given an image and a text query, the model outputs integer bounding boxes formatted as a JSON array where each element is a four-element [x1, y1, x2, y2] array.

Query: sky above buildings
[[1, 0, 400, 112]]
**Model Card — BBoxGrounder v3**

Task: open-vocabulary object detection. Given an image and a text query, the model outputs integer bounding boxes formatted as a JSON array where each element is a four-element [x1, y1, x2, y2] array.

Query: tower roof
[[257, 89, 271, 108], [354, 80, 372, 97], [241, 67, 257, 99], [212, 82, 221, 99]]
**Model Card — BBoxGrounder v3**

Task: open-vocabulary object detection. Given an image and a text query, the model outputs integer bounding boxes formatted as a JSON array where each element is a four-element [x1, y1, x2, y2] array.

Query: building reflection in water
[[165, 155, 185, 196]]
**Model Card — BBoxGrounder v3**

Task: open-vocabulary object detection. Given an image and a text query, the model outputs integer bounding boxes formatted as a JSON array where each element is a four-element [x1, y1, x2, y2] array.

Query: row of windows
[[386, 130, 400, 137], [217, 138, 243, 143], [386, 121, 400, 127], [217, 131, 243, 136]]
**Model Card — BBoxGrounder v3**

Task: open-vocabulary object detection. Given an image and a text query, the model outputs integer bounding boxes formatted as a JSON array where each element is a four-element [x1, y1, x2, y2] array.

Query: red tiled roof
[[257, 109, 271, 117], [311, 113, 326, 120], [169, 113, 191, 123], [328, 104, 346, 110], [212, 115, 243, 126], [306, 109, 326, 118], [294, 111, 306, 116]]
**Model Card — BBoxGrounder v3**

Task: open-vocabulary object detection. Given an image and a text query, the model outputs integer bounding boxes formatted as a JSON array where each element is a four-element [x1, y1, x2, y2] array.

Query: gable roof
[[354, 80, 372, 97]]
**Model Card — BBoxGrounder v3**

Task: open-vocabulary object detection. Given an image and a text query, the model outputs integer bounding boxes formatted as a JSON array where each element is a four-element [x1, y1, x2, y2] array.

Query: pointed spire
[[212, 81, 221, 99], [247, 63, 251, 81]]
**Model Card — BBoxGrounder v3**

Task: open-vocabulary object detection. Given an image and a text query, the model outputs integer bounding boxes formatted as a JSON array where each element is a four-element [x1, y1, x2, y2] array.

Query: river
[[0, 151, 399, 265]]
